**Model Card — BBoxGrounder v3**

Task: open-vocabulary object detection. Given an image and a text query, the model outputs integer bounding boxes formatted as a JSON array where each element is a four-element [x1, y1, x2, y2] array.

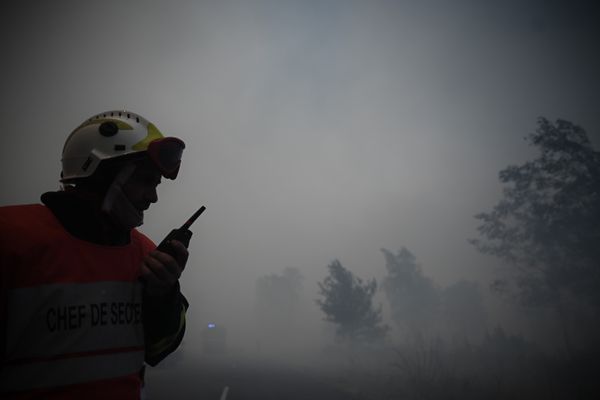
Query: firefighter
[[0, 110, 191, 398]]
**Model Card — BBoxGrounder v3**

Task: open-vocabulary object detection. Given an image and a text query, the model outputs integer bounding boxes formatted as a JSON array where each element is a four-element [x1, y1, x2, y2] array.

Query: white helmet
[[61, 110, 185, 182]]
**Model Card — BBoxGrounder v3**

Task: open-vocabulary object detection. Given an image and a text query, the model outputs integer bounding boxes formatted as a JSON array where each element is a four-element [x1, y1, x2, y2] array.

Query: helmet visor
[[147, 137, 185, 179]]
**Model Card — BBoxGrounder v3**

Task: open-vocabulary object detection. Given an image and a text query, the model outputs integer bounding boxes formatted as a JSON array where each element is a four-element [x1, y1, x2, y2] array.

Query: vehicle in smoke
[[201, 322, 227, 355]]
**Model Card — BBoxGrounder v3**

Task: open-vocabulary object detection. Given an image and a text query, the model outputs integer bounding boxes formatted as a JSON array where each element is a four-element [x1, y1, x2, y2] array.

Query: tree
[[255, 267, 304, 336], [381, 247, 439, 336], [317, 259, 388, 343], [471, 118, 600, 348]]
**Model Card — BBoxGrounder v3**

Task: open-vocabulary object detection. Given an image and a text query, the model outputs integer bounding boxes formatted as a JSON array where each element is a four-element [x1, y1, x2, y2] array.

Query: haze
[[1, 1, 599, 398]]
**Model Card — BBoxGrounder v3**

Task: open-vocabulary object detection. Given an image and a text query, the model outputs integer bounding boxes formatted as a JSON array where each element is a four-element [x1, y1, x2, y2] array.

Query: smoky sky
[[1, 0, 599, 340]]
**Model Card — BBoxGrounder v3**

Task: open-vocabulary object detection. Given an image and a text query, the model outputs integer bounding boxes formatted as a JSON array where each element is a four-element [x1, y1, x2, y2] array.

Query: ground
[[144, 353, 359, 400]]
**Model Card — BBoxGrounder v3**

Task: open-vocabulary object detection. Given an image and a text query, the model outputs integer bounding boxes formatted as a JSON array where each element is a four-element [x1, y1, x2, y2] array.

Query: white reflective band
[[0, 349, 144, 392], [5, 281, 144, 361]]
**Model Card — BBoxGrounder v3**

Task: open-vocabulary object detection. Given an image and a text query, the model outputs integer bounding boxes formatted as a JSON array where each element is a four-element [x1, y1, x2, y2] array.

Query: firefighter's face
[[122, 159, 162, 213]]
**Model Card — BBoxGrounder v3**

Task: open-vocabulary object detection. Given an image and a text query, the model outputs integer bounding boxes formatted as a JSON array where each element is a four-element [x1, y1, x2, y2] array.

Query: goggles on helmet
[[146, 137, 185, 179]]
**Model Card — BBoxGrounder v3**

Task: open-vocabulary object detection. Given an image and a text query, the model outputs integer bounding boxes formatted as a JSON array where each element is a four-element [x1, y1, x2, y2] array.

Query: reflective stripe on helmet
[[132, 123, 164, 151]]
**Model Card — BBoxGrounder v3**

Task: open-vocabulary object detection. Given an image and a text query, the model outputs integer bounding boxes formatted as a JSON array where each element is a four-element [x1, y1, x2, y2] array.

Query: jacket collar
[[41, 190, 131, 246]]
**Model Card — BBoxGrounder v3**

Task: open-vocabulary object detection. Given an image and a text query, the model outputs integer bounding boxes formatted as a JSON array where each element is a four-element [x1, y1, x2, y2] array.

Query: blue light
[[208, 323, 216, 329]]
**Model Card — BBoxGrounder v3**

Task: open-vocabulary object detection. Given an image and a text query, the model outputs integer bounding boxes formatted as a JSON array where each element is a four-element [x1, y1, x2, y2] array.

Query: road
[[144, 354, 360, 400]]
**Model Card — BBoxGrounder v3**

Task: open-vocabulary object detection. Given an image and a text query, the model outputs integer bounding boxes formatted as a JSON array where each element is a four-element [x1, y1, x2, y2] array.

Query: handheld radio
[[156, 205, 206, 256]]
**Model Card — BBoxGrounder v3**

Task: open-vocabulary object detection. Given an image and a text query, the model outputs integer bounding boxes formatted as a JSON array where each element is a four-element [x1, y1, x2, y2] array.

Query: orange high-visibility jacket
[[0, 204, 186, 398]]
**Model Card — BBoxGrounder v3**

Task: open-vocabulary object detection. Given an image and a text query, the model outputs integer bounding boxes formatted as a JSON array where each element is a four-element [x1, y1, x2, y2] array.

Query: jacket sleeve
[[133, 229, 190, 366], [142, 282, 189, 366]]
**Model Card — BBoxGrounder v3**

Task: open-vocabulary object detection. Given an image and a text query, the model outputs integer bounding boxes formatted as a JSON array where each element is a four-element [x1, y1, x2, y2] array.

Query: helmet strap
[[101, 163, 143, 230]]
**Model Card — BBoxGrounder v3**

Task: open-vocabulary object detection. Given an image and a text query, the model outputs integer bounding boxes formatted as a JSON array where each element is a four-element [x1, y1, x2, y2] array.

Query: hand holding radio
[[141, 206, 205, 296], [156, 205, 206, 256]]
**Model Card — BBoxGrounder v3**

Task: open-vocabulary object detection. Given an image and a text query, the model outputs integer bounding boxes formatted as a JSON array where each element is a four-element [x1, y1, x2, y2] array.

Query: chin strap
[[101, 163, 143, 230]]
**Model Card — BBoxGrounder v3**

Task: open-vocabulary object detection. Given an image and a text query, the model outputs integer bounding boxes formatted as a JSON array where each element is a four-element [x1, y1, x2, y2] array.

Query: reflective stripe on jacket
[[0, 204, 153, 397]]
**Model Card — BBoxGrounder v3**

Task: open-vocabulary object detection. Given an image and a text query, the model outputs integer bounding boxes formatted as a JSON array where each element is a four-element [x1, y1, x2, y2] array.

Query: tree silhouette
[[471, 118, 600, 349], [255, 267, 304, 334], [381, 247, 439, 336], [317, 259, 388, 343]]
